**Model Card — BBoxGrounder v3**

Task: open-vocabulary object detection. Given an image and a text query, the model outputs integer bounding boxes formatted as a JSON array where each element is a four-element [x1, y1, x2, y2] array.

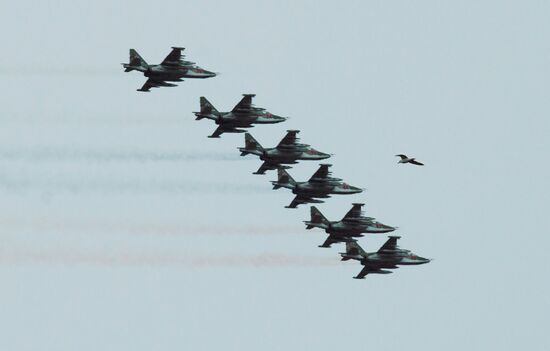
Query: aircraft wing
[[377, 236, 401, 252], [286, 195, 323, 208], [355, 265, 383, 279], [308, 164, 331, 182], [160, 47, 193, 68], [137, 78, 177, 92], [355, 266, 372, 279], [209, 126, 227, 138], [231, 94, 255, 113], [342, 203, 364, 221], [286, 195, 305, 209], [276, 130, 300, 148], [209, 126, 248, 138], [254, 161, 278, 175], [319, 235, 355, 248]]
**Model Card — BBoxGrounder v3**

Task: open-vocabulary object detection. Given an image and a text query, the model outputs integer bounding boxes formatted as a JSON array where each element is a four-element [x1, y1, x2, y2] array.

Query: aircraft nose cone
[[200, 69, 216, 77], [342, 186, 362, 194], [417, 256, 431, 264], [268, 114, 287, 122]]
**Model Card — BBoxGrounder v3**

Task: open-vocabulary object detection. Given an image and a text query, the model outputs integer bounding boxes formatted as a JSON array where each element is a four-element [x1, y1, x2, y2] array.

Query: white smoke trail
[[0, 66, 117, 76], [0, 249, 338, 268], [0, 176, 268, 194], [0, 148, 239, 162], [0, 218, 302, 237]]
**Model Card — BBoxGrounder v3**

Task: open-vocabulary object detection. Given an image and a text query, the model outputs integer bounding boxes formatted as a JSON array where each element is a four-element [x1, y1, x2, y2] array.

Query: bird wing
[[395, 154, 408, 160], [410, 159, 424, 166]]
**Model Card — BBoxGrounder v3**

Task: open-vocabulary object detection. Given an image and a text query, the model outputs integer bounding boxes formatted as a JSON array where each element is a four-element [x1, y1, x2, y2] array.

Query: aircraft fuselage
[[217, 112, 287, 127], [330, 219, 396, 235], [293, 182, 362, 197], [352, 250, 431, 268], [260, 147, 330, 164], [145, 64, 216, 80]]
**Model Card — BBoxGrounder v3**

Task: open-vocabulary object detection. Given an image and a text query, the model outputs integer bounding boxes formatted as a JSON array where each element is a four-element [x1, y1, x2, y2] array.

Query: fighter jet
[[194, 94, 287, 138], [122, 47, 216, 92], [304, 203, 396, 247], [340, 236, 430, 279], [396, 154, 424, 166], [271, 164, 363, 208], [238, 130, 331, 175]]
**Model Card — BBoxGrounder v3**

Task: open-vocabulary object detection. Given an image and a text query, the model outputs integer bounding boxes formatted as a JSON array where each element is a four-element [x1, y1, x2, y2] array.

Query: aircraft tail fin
[[272, 168, 296, 189], [239, 133, 264, 156], [304, 206, 330, 229], [123, 49, 148, 72], [196, 97, 219, 120], [344, 241, 367, 257]]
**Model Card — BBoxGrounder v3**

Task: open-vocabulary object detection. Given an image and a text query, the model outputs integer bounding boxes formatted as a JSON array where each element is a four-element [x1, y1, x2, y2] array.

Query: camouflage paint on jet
[[122, 47, 216, 92], [340, 237, 430, 279], [238, 130, 331, 174], [194, 94, 287, 138], [304, 203, 396, 247], [271, 164, 363, 208]]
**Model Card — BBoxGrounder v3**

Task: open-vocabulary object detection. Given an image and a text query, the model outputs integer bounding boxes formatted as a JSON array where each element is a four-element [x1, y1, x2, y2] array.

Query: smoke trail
[[0, 148, 239, 162], [0, 218, 302, 237], [0, 66, 117, 76], [0, 176, 268, 194], [0, 250, 338, 268]]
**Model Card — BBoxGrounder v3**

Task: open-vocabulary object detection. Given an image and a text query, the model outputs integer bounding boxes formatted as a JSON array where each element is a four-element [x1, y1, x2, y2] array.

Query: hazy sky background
[[1, 1, 549, 350]]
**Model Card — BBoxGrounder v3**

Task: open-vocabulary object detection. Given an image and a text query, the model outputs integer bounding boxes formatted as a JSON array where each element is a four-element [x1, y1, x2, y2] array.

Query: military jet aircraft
[[304, 203, 396, 247], [122, 47, 216, 92], [194, 94, 287, 138], [271, 164, 363, 208], [340, 236, 430, 279], [238, 130, 331, 174]]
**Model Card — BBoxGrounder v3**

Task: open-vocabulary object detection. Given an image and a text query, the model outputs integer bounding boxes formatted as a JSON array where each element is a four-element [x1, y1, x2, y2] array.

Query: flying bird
[[395, 154, 424, 166]]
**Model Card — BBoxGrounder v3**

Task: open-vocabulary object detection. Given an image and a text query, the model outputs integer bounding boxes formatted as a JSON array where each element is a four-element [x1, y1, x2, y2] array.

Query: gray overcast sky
[[1, 1, 549, 350]]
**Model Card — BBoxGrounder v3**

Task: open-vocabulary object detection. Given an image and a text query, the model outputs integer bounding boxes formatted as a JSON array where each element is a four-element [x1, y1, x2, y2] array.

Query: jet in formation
[[396, 154, 424, 166], [238, 130, 331, 174], [272, 164, 363, 208], [122, 47, 216, 92], [340, 236, 430, 279], [194, 94, 287, 138], [304, 203, 396, 248]]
